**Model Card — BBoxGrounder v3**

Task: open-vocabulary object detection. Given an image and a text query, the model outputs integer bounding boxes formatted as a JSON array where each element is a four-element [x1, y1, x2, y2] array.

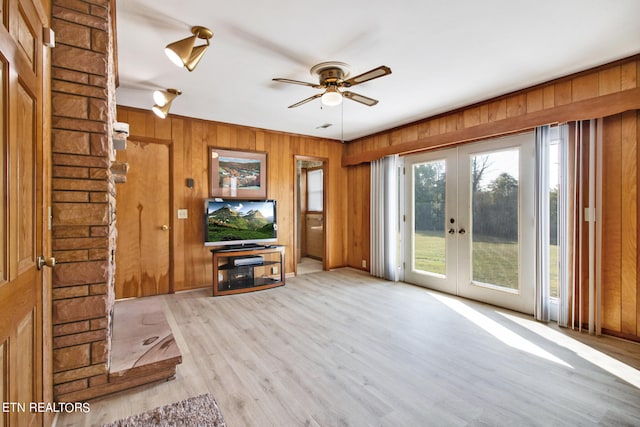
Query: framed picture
[[208, 147, 267, 198]]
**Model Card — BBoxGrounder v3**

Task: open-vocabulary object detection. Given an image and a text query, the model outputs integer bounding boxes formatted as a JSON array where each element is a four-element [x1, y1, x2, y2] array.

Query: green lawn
[[414, 231, 558, 293]]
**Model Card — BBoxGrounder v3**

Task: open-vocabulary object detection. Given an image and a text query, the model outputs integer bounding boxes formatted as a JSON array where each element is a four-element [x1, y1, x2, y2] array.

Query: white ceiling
[[115, 0, 640, 141]]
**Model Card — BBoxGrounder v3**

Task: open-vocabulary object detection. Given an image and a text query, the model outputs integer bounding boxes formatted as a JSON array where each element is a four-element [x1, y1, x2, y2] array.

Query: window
[[307, 168, 323, 211]]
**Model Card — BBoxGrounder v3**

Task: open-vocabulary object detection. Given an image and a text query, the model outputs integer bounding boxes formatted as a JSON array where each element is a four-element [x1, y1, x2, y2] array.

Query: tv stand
[[211, 245, 285, 296], [227, 243, 265, 250]]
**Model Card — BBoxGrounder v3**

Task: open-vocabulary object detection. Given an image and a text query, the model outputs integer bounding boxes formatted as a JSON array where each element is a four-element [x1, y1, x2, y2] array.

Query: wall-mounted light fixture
[[152, 88, 182, 119], [164, 26, 213, 72]]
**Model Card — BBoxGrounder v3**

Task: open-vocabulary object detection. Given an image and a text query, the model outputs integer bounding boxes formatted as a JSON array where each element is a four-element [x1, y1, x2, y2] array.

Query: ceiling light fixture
[[164, 26, 214, 72], [152, 88, 182, 119], [321, 85, 342, 107], [153, 88, 181, 107]]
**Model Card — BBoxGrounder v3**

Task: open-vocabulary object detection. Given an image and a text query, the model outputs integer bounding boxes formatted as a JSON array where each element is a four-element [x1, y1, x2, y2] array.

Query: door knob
[[37, 256, 56, 270], [161, 225, 170, 231], [458, 228, 466, 235], [448, 228, 456, 235]]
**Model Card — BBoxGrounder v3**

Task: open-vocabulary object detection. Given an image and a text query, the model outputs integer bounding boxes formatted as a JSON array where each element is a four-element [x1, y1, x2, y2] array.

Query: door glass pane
[[413, 160, 446, 275], [307, 169, 323, 211], [471, 150, 519, 289], [549, 141, 560, 298]]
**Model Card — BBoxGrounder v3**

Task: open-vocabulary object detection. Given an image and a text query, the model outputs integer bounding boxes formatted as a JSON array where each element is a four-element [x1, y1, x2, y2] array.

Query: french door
[[404, 132, 535, 314]]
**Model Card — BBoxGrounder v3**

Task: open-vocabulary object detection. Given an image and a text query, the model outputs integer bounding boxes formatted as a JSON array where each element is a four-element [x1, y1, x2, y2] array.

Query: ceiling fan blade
[[288, 93, 322, 108], [343, 65, 392, 87], [273, 78, 324, 89], [343, 91, 379, 106]]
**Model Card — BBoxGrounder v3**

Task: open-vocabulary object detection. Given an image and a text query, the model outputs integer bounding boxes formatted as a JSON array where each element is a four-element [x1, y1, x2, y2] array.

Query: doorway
[[403, 132, 535, 314], [295, 157, 327, 275], [115, 140, 171, 298]]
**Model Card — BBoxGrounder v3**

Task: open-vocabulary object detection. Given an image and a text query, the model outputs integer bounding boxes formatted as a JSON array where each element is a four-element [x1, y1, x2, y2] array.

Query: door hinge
[[402, 215, 406, 222], [402, 262, 406, 270]]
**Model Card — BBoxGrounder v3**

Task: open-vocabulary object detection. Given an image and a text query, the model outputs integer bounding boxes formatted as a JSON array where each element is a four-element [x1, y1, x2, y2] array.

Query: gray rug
[[101, 393, 226, 427]]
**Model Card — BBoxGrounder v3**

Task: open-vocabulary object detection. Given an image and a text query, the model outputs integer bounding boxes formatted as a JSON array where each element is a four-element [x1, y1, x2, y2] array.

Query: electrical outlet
[[362, 260, 367, 268]]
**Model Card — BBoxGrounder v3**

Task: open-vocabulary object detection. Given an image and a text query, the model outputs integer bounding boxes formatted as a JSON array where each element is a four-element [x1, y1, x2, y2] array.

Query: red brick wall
[[50, 0, 116, 400]]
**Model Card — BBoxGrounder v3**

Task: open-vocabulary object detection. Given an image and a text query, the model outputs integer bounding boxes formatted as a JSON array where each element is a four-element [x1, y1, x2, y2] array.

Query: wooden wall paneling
[[171, 118, 186, 292], [554, 80, 572, 106], [326, 146, 344, 268], [542, 85, 555, 109], [479, 104, 490, 125], [602, 115, 622, 332], [261, 132, 295, 274], [124, 110, 148, 137], [346, 164, 370, 270], [216, 124, 232, 149], [599, 66, 621, 96], [189, 120, 211, 292], [488, 98, 507, 122], [154, 113, 172, 139], [463, 106, 481, 128], [116, 109, 128, 126], [417, 121, 431, 140], [327, 142, 344, 267], [620, 111, 638, 336], [525, 88, 544, 114], [402, 125, 418, 143], [187, 120, 210, 291], [506, 94, 526, 118], [620, 60, 637, 90], [390, 129, 402, 146], [572, 73, 599, 102], [343, 87, 640, 167], [185, 119, 207, 290], [638, 112, 640, 336]]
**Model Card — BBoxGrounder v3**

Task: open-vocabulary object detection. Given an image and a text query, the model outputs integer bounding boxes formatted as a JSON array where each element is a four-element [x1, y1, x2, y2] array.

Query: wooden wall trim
[[128, 135, 173, 145], [343, 87, 640, 166]]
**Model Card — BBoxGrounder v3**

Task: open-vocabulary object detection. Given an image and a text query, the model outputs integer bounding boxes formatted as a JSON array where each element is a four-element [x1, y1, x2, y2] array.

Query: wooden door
[[0, 0, 48, 426], [115, 140, 171, 298]]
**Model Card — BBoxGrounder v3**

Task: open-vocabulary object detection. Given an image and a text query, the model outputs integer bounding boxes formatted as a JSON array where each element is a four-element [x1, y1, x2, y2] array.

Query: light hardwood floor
[[57, 269, 640, 426], [297, 257, 323, 275]]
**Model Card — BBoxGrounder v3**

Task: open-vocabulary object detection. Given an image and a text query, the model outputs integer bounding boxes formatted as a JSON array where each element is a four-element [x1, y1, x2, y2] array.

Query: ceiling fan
[[273, 61, 392, 108]]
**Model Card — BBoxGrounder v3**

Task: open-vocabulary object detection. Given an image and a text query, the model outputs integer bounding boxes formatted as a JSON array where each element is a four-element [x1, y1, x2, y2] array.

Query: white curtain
[[535, 124, 570, 325], [535, 126, 551, 322], [557, 124, 571, 328], [370, 155, 399, 281]]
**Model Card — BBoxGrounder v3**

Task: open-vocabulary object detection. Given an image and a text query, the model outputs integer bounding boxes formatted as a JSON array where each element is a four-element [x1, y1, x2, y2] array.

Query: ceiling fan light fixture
[[321, 86, 342, 107], [164, 26, 213, 71]]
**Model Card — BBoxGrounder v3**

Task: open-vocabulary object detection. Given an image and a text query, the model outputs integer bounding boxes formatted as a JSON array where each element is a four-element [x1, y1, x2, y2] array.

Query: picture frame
[[208, 147, 267, 199]]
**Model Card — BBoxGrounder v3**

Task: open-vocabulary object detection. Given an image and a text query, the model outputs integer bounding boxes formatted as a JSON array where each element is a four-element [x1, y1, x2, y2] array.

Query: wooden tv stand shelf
[[211, 245, 285, 296]]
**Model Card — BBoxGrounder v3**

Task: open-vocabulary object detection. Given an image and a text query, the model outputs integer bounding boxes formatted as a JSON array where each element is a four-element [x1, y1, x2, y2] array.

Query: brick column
[[50, 0, 116, 401]]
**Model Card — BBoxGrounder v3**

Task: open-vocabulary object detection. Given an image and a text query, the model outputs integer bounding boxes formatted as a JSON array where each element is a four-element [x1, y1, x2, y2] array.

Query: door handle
[[37, 256, 56, 270], [161, 225, 170, 231], [458, 228, 466, 235], [448, 228, 456, 235]]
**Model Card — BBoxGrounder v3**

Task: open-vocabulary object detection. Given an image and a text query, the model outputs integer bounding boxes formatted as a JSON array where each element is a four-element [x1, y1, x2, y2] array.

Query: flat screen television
[[204, 199, 277, 247]]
